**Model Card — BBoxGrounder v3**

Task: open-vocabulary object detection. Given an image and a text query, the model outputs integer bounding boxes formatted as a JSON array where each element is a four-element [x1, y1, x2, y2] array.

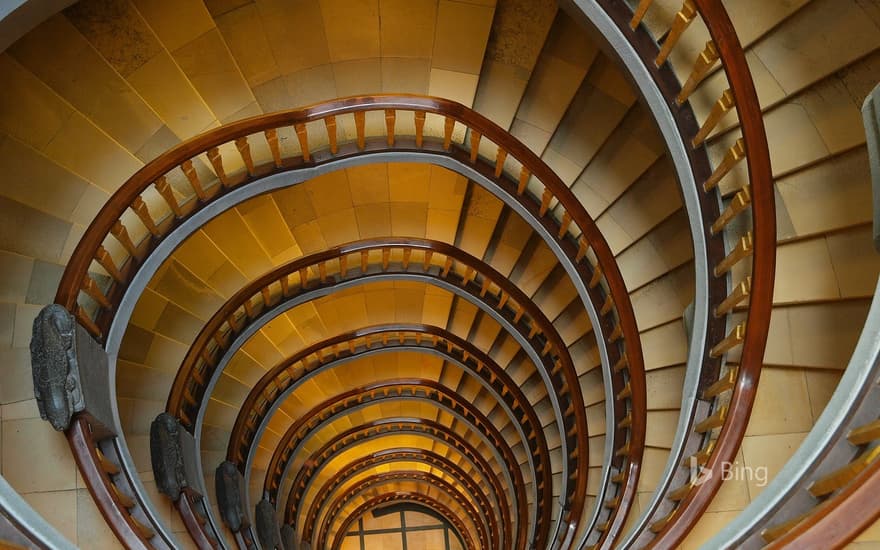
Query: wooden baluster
[[462, 267, 475, 286], [354, 112, 366, 150], [693, 89, 735, 146], [81, 277, 111, 308], [154, 176, 182, 217], [382, 248, 390, 270], [423, 250, 433, 270], [600, 295, 613, 315], [325, 116, 338, 154], [235, 136, 255, 176], [361, 250, 369, 273], [576, 237, 589, 262], [402, 248, 412, 269], [494, 148, 507, 178], [714, 276, 751, 317], [294, 123, 310, 162], [110, 221, 138, 257], [339, 255, 348, 277], [608, 323, 623, 342], [540, 188, 552, 216], [385, 109, 396, 146], [414, 111, 426, 147], [75, 306, 101, 337], [243, 298, 255, 318], [613, 353, 628, 373], [265, 128, 282, 167], [694, 405, 727, 433], [181, 159, 207, 200], [711, 185, 751, 234], [299, 267, 309, 289], [656, 0, 697, 66], [704, 138, 746, 191], [261, 286, 272, 307], [207, 147, 230, 187], [469, 131, 481, 164], [702, 366, 738, 400], [589, 265, 603, 289], [517, 167, 530, 195], [443, 117, 455, 151], [710, 321, 746, 357], [616, 382, 632, 400], [480, 277, 491, 297], [280, 275, 289, 297], [558, 212, 572, 239], [441, 256, 453, 277], [677, 41, 720, 104], [131, 197, 160, 237], [96, 246, 124, 282], [318, 261, 327, 283], [715, 231, 753, 277], [630, 0, 654, 29]]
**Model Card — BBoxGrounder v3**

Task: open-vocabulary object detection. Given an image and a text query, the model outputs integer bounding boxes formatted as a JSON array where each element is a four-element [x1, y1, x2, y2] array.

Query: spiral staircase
[[2, 0, 880, 548]]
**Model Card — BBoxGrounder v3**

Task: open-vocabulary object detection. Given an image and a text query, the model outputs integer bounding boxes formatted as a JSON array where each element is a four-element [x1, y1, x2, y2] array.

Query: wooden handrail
[[284, 420, 512, 544], [51, 93, 644, 549], [301, 448, 500, 550], [264, 324, 539, 548], [255, 378, 532, 549], [314, 471, 489, 550], [329, 492, 475, 550]]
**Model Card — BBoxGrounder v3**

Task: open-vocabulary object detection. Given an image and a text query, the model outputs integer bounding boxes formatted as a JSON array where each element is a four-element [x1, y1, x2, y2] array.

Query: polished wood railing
[[51, 93, 644, 550], [234, 324, 538, 550], [315, 471, 489, 550], [166, 238, 586, 548], [589, 0, 774, 547], [252, 378, 528, 549], [330, 492, 475, 550], [302, 448, 498, 550]]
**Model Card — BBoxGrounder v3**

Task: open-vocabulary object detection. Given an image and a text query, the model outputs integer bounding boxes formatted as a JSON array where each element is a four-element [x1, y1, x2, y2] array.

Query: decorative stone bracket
[[30, 304, 114, 438], [256, 498, 282, 549], [216, 461, 250, 533], [149, 413, 200, 501]]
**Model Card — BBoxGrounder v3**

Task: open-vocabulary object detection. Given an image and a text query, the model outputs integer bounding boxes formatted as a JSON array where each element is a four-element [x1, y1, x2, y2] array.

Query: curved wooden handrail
[[330, 492, 475, 550], [51, 93, 645, 549], [589, 0, 775, 546], [315, 471, 489, 550], [302, 448, 499, 550], [254, 378, 532, 549], [261, 324, 539, 548], [166, 238, 583, 545], [282, 420, 512, 544]]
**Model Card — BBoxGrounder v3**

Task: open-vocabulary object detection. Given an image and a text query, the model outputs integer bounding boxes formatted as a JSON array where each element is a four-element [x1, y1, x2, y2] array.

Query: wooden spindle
[[280, 275, 289, 297], [441, 257, 453, 277], [318, 261, 327, 283], [702, 366, 738, 400], [298, 267, 309, 289], [414, 111, 426, 147], [361, 250, 369, 272], [558, 212, 572, 239], [617, 382, 632, 400], [339, 255, 348, 277], [694, 404, 728, 433], [354, 112, 366, 150], [608, 323, 623, 342], [265, 128, 282, 167], [382, 248, 390, 270], [443, 117, 455, 151], [469, 131, 481, 164], [181, 159, 207, 200], [294, 123, 310, 162], [589, 266, 603, 289], [711, 186, 751, 235], [656, 0, 697, 66], [95, 246, 124, 282], [710, 321, 746, 357], [576, 237, 589, 262], [110, 221, 138, 257], [462, 267, 475, 286], [480, 277, 491, 297], [385, 110, 396, 146], [154, 176, 182, 217], [677, 41, 720, 104], [206, 147, 229, 187], [261, 286, 271, 307], [235, 136, 255, 176], [715, 231, 753, 277], [613, 353, 628, 373], [423, 250, 433, 271], [693, 89, 735, 146], [600, 295, 613, 315], [131, 197, 160, 237], [517, 167, 530, 195], [630, 0, 654, 29], [484, 145, 505, 179], [324, 116, 338, 154], [540, 188, 552, 216], [715, 276, 751, 317], [81, 277, 111, 308], [704, 138, 746, 191]]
